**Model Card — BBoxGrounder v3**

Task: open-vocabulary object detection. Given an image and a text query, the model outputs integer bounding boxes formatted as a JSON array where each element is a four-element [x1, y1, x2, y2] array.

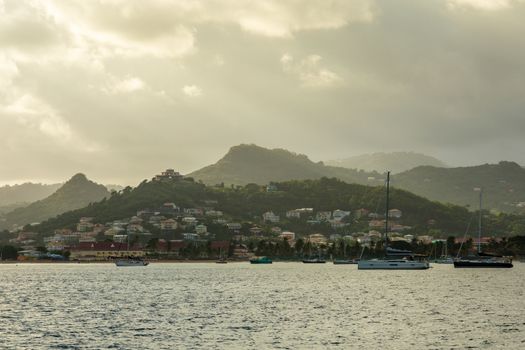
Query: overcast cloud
[[1, 0, 525, 185]]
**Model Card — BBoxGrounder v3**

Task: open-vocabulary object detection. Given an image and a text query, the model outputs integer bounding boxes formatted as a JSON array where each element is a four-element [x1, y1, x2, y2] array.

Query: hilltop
[[1, 174, 110, 230], [189, 144, 378, 186], [189, 144, 525, 213], [395, 161, 525, 213], [326, 152, 447, 173]]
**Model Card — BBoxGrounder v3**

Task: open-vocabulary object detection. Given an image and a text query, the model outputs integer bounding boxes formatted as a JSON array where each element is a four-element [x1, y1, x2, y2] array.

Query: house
[[183, 233, 199, 240], [182, 217, 197, 225], [369, 219, 385, 228], [210, 241, 230, 255], [205, 210, 223, 217], [184, 208, 204, 216], [388, 209, 402, 219], [332, 209, 351, 221], [160, 219, 178, 231], [226, 222, 242, 230], [262, 211, 280, 223], [307, 233, 327, 245], [77, 219, 94, 232], [266, 184, 278, 192], [315, 211, 331, 221], [286, 210, 301, 219], [195, 224, 207, 235], [249, 226, 263, 235], [280, 231, 295, 241]]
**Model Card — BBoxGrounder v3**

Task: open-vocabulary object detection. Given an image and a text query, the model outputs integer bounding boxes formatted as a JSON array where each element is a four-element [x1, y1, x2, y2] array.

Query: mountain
[[189, 144, 525, 214], [395, 161, 525, 213], [326, 152, 447, 173], [189, 144, 379, 186], [1, 174, 110, 230], [0, 183, 62, 206]]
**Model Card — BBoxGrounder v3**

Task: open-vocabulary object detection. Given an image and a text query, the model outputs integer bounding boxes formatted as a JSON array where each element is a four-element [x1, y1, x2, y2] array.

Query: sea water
[[1, 262, 524, 349]]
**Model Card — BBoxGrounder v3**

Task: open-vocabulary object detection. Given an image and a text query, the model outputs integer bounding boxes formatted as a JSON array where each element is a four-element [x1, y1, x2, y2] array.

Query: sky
[[1, 0, 525, 186]]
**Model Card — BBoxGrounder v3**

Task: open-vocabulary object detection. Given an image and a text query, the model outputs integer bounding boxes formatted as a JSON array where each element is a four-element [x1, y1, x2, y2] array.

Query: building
[[195, 224, 207, 235], [226, 222, 242, 230], [183, 233, 199, 240], [307, 233, 327, 245], [388, 209, 402, 219], [160, 219, 178, 231], [184, 208, 204, 216], [332, 209, 351, 221], [262, 211, 280, 223], [315, 211, 331, 221], [286, 210, 301, 219], [69, 242, 145, 261], [153, 169, 183, 181], [280, 231, 295, 241]]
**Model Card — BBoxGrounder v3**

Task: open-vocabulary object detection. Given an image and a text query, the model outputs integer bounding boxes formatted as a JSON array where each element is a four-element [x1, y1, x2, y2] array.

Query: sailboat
[[358, 172, 429, 270], [454, 188, 513, 268], [333, 241, 359, 264], [302, 248, 326, 263], [115, 236, 149, 267], [216, 247, 228, 264], [432, 241, 454, 264]]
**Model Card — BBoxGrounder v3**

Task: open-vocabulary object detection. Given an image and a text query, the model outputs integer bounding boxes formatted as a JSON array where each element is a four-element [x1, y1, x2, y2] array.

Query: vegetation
[[28, 177, 525, 239], [1, 174, 109, 230], [326, 151, 447, 174], [188, 144, 525, 214]]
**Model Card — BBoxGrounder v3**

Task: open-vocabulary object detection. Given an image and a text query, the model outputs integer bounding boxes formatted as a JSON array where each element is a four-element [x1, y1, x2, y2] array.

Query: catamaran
[[454, 188, 513, 268], [358, 172, 429, 270]]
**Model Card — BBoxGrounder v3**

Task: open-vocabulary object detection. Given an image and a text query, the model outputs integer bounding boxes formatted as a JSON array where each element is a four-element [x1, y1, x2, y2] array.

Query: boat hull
[[333, 260, 357, 265], [250, 261, 272, 264], [302, 260, 326, 264], [115, 260, 149, 267], [454, 260, 513, 268], [358, 259, 429, 270]]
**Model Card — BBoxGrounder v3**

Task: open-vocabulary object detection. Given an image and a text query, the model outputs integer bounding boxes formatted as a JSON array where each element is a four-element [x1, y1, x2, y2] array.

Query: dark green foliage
[[0, 245, 18, 260]]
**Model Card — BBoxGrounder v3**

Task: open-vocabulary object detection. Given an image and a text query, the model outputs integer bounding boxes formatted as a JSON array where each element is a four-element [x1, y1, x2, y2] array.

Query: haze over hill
[[189, 144, 379, 186], [326, 152, 447, 174], [0, 174, 110, 230], [0, 183, 62, 207], [190, 144, 525, 213]]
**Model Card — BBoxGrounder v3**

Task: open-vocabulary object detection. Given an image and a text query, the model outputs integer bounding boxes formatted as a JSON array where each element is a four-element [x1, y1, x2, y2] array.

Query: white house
[[262, 211, 280, 223]]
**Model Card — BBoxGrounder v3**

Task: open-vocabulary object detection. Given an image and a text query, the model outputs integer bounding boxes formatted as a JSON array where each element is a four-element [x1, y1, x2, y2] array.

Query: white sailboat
[[358, 172, 429, 270]]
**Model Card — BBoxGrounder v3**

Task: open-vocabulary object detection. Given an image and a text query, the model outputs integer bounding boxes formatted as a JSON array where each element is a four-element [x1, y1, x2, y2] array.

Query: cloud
[[447, 0, 519, 10], [281, 54, 343, 88], [3, 94, 72, 141], [102, 76, 145, 94], [182, 85, 203, 97]]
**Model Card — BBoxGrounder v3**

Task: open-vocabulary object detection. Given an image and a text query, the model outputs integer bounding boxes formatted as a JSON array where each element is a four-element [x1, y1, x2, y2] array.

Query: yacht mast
[[385, 171, 390, 250], [478, 188, 482, 253]]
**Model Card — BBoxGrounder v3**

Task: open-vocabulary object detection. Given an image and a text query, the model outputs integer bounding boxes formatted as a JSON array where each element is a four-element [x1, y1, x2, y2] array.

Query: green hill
[[0, 182, 62, 206], [189, 144, 525, 213], [395, 161, 525, 213], [189, 144, 378, 186], [29, 177, 525, 238], [1, 174, 110, 229], [326, 152, 447, 173]]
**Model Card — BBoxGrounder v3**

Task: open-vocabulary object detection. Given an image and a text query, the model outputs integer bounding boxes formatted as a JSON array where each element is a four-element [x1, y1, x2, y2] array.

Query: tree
[[0, 245, 18, 260]]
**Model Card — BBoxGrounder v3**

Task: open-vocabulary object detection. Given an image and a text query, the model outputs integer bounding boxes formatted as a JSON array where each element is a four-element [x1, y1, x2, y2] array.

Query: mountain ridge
[[0, 173, 110, 230], [326, 151, 447, 173]]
